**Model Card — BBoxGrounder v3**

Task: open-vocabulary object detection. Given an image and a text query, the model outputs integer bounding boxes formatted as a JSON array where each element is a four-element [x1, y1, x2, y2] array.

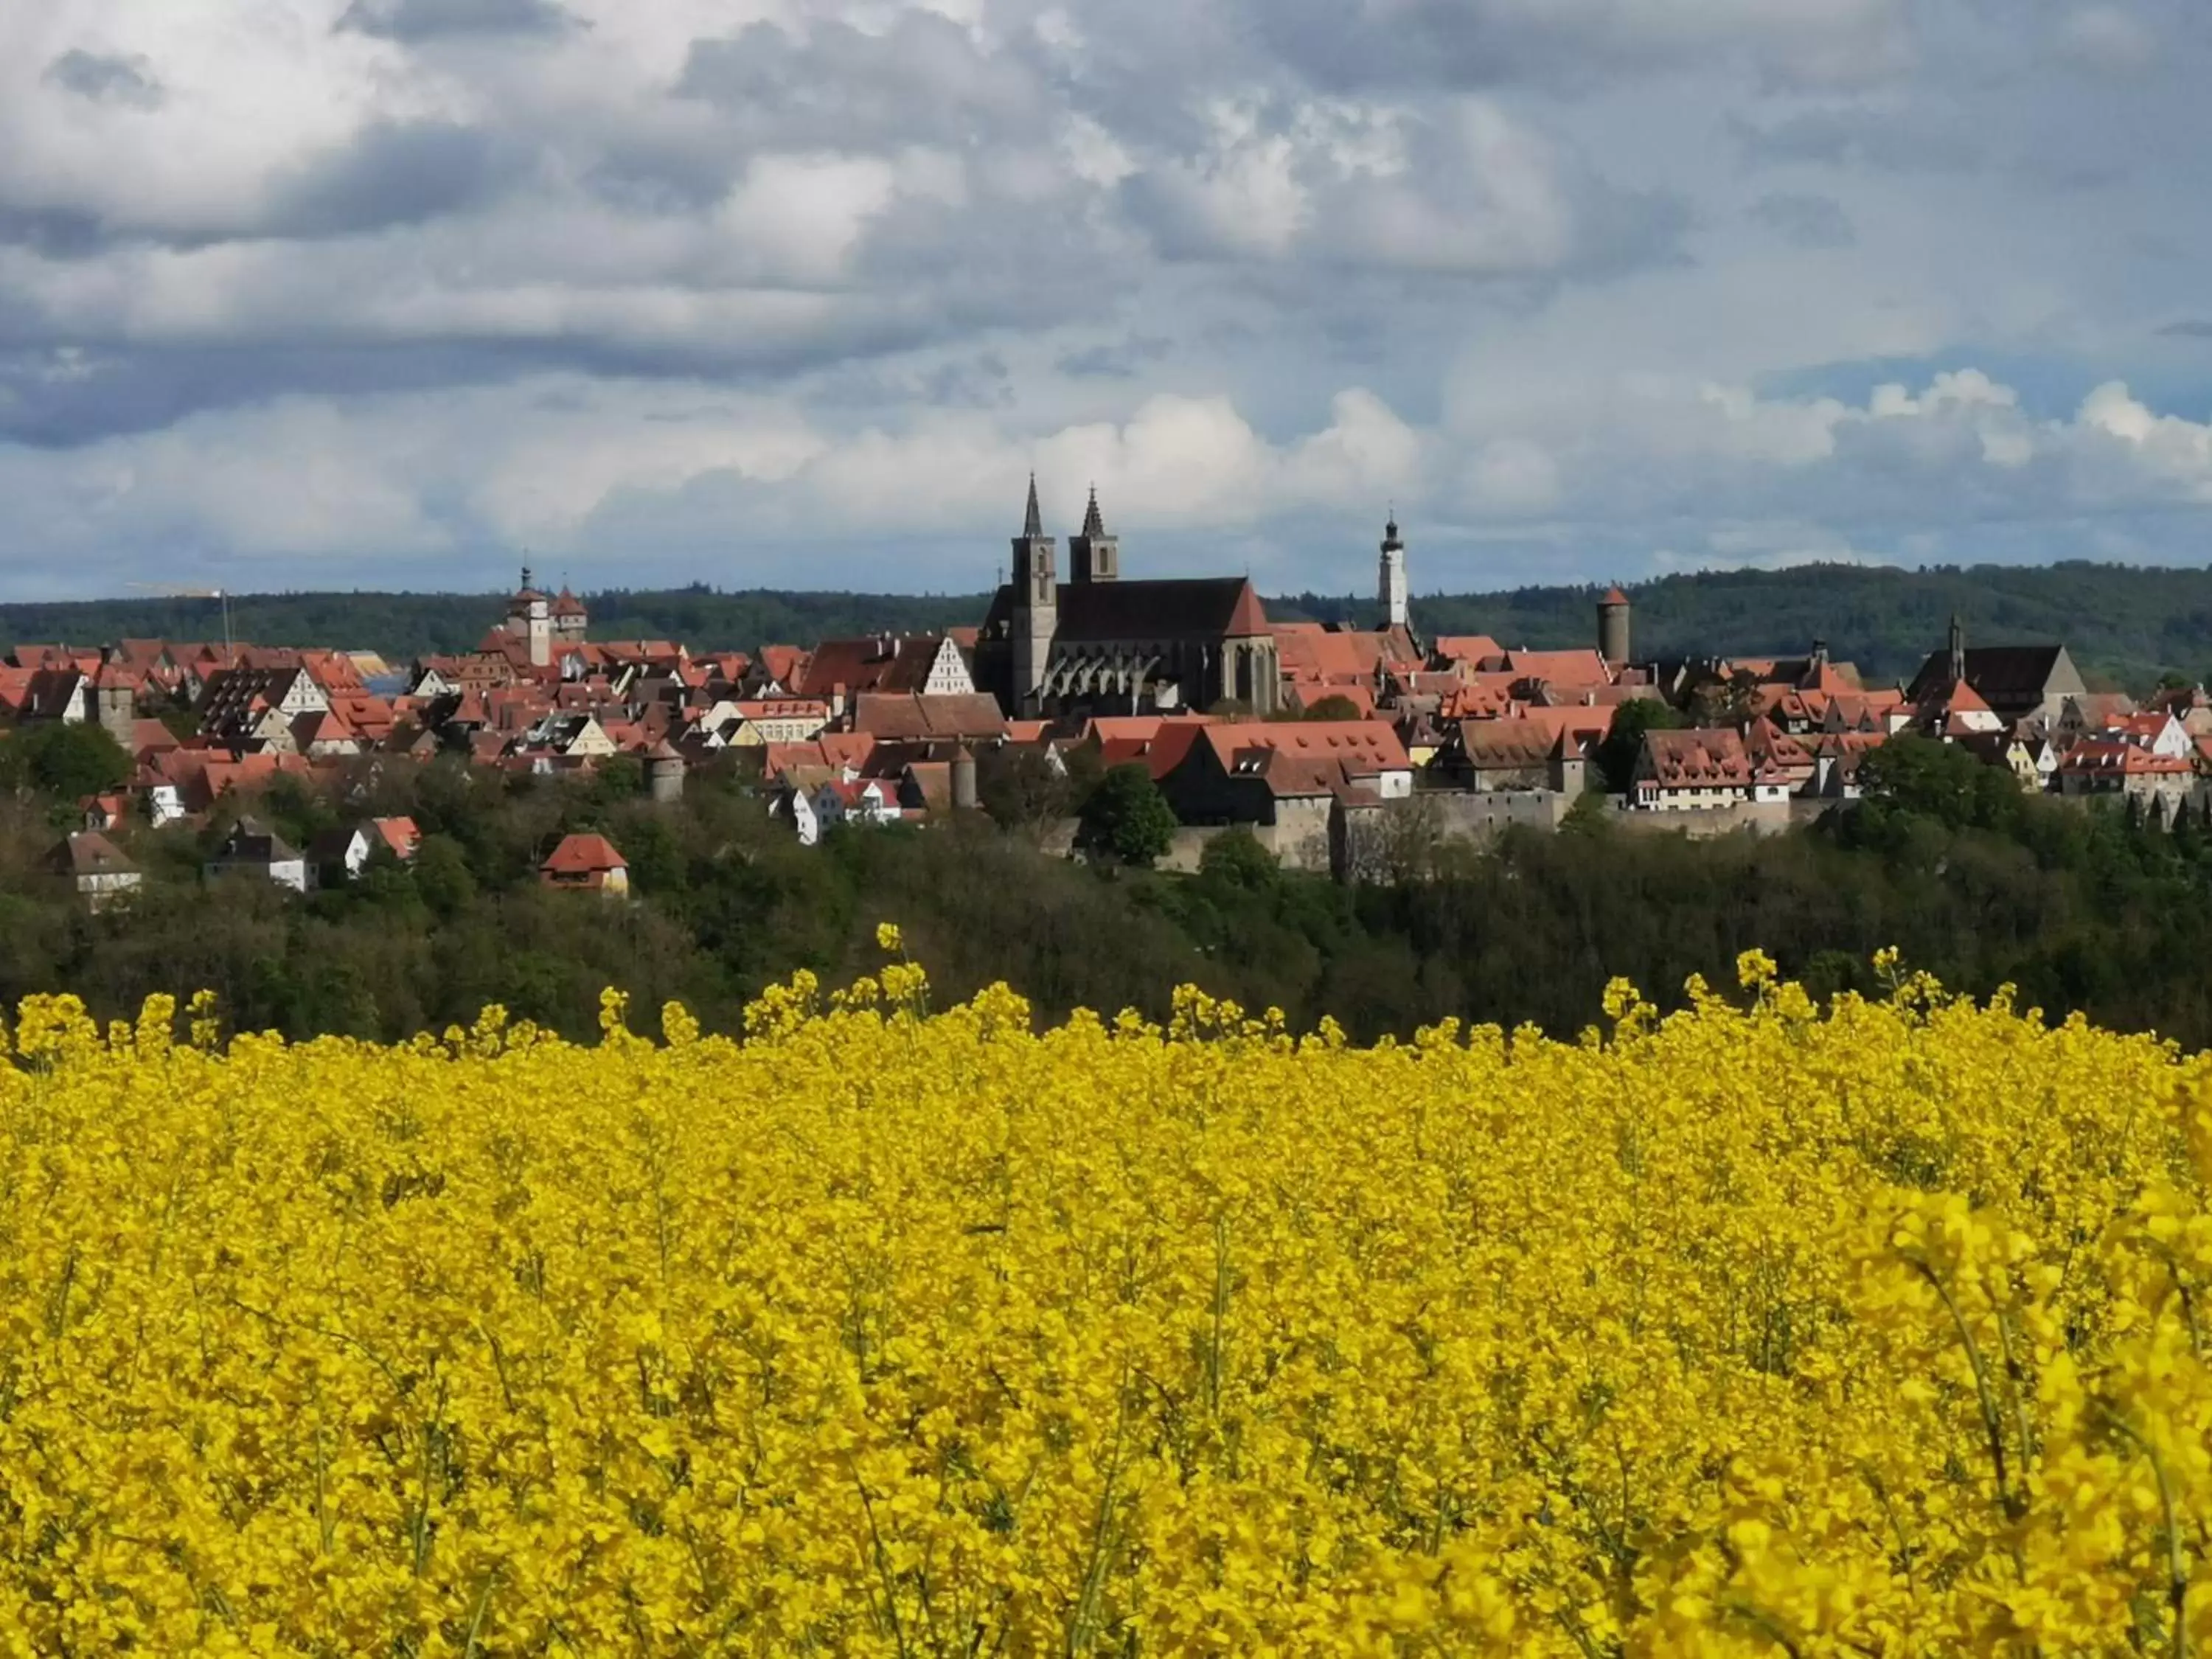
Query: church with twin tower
[[973, 479, 1286, 719]]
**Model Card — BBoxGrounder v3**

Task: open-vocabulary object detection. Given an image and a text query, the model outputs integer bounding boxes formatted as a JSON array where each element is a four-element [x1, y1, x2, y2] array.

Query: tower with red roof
[[1597, 585, 1631, 666]]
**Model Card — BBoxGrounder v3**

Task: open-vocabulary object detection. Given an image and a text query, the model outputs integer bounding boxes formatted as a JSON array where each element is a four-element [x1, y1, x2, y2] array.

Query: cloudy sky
[[4, 0, 2212, 599]]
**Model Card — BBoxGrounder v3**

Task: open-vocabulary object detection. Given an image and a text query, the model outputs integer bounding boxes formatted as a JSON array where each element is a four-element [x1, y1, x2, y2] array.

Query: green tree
[[620, 815, 685, 896], [1078, 765, 1178, 867], [1857, 734, 2020, 833], [1, 722, 131, 801], [1595, 700, 1688, 793], [1559, 788, 1613, 838], [978, 745, 1074, 841], [412, 834, 477, 919], [1198, 827, 1279, 890], [592, 755, 645, 804], [1301, 694, 1362, 722], [1688, 669, 1762, 728]]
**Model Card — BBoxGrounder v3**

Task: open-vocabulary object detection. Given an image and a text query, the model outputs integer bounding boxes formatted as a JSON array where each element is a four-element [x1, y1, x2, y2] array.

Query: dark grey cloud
[[10, 0, 2212, 594], [0, 206, 114, 260], [43, 49, 164, 109], [0, 308, 998, 448], [0, 341, 554, 448], [1748, 191, 1856, 248], [0, 121, 517, 256], [1057, 336, 1176, 379], [265, 122, 519, 238], [337, 0, 574, 41]]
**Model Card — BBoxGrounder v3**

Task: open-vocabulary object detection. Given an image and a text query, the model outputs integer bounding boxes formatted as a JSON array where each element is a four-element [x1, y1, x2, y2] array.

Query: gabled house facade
[[205, 817, 308, 893]]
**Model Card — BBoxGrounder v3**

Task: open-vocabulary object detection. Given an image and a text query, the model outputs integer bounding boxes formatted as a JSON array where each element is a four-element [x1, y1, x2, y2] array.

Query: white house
[[1630, 729, 1758, 811], [50, 832, 142, 913], [779, 777, 902, 846]]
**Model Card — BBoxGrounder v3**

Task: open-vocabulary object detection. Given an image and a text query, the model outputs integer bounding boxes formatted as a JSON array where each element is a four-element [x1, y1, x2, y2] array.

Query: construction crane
[[126, 583, 233, 655]]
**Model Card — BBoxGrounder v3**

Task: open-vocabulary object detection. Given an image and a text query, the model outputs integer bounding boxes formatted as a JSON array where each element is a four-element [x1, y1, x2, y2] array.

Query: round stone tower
[[1597, 585, 1631, 666], [950, 745, 979, 813], [645, 740, 685, 804]]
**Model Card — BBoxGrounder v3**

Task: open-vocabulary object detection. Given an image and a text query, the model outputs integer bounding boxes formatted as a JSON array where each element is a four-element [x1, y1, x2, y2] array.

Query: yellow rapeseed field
[[2, 938, 2211, 1655]]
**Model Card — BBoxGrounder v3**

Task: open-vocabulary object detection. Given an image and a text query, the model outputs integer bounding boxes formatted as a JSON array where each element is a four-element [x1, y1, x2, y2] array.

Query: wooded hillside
[[7, 560, 2211, 687]]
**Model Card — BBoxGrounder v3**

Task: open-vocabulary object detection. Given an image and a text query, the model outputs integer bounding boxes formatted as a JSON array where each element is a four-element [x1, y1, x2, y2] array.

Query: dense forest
[[10, 727, 2212, 1051], [0, 586, 983, 664], [11, 560, 2212, 687]]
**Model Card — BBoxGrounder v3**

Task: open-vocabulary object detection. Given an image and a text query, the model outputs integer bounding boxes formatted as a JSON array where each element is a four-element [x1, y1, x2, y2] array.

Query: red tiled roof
[[1743, 716, 1815, 770], [540, 832, 625, 874], [370, 817, 421, 859], [1501, 648, 1612, 690], [1641, 728, 1755, 788], [2061, 739, 2191, 776], [1431, 635, 1506, 668], [734, 699, 830, 721], [1455, 721, 1565, 771], [758, 645, 812, 688], [1097, 719, 1211, 781], [794, 636, 953, 699], [1270, 624, 1423, 686], [764, 732, 877, 777], [850, 693, 1008, 742], [1503, 705, 1615, 745], [1192, 720, 1412, 797]]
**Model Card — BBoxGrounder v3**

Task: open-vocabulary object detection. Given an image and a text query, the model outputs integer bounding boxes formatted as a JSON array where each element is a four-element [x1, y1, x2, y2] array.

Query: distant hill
[[1301, 560, 2212, 689], [5, 561, 2210, 689], [0, 585, 986, 665]]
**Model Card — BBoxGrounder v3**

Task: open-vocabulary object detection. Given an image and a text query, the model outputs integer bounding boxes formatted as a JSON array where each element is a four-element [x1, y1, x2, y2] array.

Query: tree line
[[7, 721, 2212, 1049], [13, 560, 2212, 688]]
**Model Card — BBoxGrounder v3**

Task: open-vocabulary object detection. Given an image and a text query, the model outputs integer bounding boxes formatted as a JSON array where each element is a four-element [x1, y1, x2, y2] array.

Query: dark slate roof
[[307, 827, 366, 865], [213, 817, 302, 863], [1905, 645, 2081, 709], [981, 577, 1269, 643], [23, 668, 86, 720]]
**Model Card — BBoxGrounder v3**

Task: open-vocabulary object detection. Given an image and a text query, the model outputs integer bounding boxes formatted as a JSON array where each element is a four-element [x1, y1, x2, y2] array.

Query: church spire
[[1010, 474, 1058, 708], [1070, 483, 1119, 583], [1948, 613, 1966, 685]]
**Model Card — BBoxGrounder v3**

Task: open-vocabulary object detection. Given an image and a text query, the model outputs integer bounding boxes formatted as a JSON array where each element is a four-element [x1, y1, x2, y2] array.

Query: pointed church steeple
[[1948, 613, 1966, 685], [1011, 475, 1058, 706], [1071, 484, 1119, 583]]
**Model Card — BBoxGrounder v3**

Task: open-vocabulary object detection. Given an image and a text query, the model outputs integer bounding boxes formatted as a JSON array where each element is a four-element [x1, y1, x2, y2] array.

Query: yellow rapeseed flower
[[0, 955, 2205, 1655]]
